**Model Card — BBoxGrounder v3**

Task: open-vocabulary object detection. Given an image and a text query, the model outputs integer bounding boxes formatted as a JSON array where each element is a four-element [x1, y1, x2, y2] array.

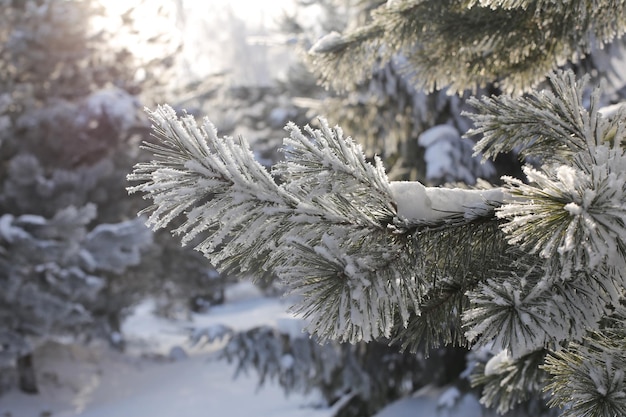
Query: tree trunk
[[17, 353, 38, 394]]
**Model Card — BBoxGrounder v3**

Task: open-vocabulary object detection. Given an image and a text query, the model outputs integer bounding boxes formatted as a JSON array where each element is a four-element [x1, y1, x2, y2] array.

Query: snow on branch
[[128, 106, 506, 344], [468, 70, 626, 282], [468, 70, 616, 163], [308, 1, 626, 94], [544, 322, 626, 417]]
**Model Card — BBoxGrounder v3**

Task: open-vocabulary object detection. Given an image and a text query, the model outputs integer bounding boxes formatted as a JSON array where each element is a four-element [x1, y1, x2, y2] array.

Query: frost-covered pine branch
[[463, 70, 626, 414], [543, 309, 626, 417], [128, 105, 501, 344], [308, 0, 626, 94], [129, 69, 626, 416]]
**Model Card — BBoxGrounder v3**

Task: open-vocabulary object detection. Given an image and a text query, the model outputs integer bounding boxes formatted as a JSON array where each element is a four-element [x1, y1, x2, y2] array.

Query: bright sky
[[93, 0, 298, 85], [94, 0, 296, 41]]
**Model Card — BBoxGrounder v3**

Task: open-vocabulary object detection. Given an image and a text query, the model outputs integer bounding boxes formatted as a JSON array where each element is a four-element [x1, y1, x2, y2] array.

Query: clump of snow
[[484, 350, 511, 376], [598, 102, 626, 118], [168, 346, 188, 361], [437, 386, 461, 408], [389, 181, 432, 221], [390, 181, 504, 223], [563, 201, 582, 216], [76, 88, 141, 133], [280, 353, 295, 370], [309, 32, 343, 54]]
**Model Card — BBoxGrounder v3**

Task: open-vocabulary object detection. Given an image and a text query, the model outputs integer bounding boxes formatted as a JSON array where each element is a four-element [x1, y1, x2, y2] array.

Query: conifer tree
[[129, 1, 626, 415], [0, 0, 186, 394]]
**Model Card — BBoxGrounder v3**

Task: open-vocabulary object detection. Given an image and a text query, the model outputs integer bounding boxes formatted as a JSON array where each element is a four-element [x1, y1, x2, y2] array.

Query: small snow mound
[[418, 125, 459, 148], [437, 386, 460, 408], [484, 350, 511, 376], [280, 354, 295, 370], [276, 318, 305, 339], [309, 32, 343, 54], [374, 389, 483, 417]]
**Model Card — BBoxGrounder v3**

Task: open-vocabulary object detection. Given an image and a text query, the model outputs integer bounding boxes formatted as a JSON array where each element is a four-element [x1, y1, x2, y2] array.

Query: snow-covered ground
[[0, 283, 487, 417], [0, 283, 332, 417]]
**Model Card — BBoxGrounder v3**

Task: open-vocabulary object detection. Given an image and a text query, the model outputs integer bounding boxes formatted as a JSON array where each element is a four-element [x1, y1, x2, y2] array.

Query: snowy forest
[[2, 1, 626, 417]]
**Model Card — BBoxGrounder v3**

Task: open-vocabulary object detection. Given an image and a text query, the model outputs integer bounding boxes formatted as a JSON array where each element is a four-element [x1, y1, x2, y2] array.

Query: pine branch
[[309, 0, 626, 94], [274, 119, 397, 227], [498, 154, 626, 280], [128, 106, 429, 343], [470, 349, 549, 414], [392, 218, 507, 353], [543, 325, 626, 417], [468, 70, 626, 163], [464, 254, 620, 359], [220, 324, 428, 416], [478, 70, 626, 280], [127, 106, 298, 273], [127, 71, 625, 416], [308, 24, 386, 93]]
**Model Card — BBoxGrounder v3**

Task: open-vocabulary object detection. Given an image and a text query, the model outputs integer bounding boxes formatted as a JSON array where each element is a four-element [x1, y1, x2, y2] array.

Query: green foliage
[[124, 0, 626, 413], [544, 323, 626, 417], [469, 71, 626, 163], [129, 107, 425, 343], [392, 218, 505, 353]]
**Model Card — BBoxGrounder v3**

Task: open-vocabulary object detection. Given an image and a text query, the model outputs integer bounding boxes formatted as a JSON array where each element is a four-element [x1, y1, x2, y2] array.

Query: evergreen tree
[[0, 0, 196, 394], [129, 1, 626, 416]]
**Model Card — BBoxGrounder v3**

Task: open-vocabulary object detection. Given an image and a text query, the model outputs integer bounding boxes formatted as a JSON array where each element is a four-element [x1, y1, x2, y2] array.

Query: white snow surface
[[373, 385, 483, 417], [1, 282, 480, 417], [0, 283, 326, 417]]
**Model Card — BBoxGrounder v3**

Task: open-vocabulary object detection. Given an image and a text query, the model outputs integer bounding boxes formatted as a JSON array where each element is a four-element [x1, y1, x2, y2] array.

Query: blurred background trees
[[0, 0, 226, 394]]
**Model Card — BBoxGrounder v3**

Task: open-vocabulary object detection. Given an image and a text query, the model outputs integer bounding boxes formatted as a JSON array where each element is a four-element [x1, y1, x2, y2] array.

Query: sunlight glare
[[90, 0, 180, 63], [92, 0, 297, 86]]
